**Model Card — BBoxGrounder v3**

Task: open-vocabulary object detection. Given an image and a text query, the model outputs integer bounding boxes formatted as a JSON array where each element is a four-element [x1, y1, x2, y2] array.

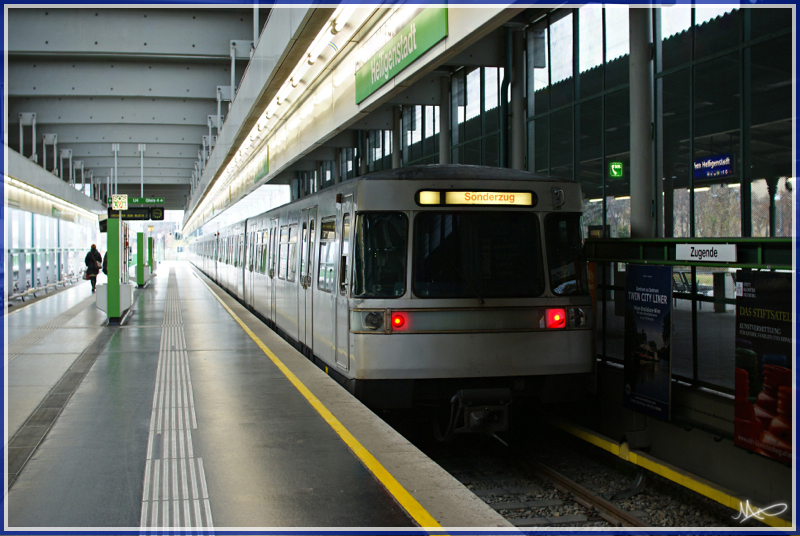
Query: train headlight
[[364, 311, 384, 330], [543, 308, 566, 329]]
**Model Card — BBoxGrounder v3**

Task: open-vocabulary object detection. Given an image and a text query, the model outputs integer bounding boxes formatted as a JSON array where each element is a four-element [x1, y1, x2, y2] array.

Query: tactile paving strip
[[139, 268, 213, 529]]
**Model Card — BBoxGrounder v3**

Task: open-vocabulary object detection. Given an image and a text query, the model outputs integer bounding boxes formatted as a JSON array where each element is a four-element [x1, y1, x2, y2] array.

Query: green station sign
[[108, 197, 164, 205], [608, 161, 624, 179], [254, 147, 269, 183], [355, 8, 448, 104]]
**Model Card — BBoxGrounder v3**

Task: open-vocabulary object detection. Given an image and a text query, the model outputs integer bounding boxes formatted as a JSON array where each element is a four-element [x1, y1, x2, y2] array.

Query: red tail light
[[391, 313, 406, 329], [545, 308, 566, 329]]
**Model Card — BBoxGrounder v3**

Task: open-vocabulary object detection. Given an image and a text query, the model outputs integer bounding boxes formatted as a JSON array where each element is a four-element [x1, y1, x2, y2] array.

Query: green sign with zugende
[[355, 8, 448, 104]]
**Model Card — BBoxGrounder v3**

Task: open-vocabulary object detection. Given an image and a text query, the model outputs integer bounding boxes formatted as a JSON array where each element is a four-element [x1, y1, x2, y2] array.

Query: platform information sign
[[623, 264, 672, 421], [108, 197, 164, 205], [734, 271, 792, 464]]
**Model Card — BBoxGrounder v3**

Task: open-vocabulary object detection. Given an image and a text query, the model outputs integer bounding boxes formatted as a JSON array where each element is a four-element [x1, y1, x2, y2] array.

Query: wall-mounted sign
[[694, 153, 734, 180], [418, 190, 535, 206], [608, 161, 624, 179], [355, 8, 448, 104], [111, 194, 128, 210], [676, 243, 737, 263]]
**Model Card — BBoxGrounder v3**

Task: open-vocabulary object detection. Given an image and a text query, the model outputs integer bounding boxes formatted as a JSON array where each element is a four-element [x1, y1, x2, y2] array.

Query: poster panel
[[623, 264, 672, 421], [734, 271, 792, 464]]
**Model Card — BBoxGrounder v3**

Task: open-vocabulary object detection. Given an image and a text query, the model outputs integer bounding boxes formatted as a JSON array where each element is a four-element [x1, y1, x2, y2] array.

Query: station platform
[[5, 261, 510, 529]]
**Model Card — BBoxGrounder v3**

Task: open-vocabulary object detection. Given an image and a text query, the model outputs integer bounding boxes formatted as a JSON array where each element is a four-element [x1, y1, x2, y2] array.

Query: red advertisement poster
[[734, 271, 792, 464]]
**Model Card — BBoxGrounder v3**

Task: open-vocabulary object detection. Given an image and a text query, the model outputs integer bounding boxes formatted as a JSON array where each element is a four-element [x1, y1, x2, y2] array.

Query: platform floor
[[4, 261, 508, 530]]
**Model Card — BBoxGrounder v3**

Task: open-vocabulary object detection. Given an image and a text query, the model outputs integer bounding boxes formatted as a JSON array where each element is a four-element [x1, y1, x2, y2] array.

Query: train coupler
[[453, 388, 511, 435]]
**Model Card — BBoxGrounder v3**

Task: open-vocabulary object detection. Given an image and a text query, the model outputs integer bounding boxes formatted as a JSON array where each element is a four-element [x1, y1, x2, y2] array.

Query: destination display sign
[[676, 243, 737, 263], [694, 153, 734, 180], [418, 190, 535, 206], [107, 207, 165, 221]]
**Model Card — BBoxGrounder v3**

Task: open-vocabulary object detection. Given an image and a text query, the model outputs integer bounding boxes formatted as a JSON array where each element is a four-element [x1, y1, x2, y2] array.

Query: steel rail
[[522, 456, 650, 528]]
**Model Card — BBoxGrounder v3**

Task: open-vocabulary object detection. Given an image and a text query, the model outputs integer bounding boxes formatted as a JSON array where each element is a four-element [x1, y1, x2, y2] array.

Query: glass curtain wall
[[528, 5, 792, 241], [527, 6, 794, 393], [451, 67, 505, 166], [528, 6, 632, 238]]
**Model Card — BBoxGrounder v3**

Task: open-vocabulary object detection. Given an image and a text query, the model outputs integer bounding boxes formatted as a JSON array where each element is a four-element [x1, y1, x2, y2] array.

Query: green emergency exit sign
[[608, 161, 624, 179]]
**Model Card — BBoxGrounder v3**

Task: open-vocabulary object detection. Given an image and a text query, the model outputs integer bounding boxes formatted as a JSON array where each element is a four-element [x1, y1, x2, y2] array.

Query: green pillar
[[107, 218, 121, 318], [148, 237, 154, 269], [137, 232, 145, 286]]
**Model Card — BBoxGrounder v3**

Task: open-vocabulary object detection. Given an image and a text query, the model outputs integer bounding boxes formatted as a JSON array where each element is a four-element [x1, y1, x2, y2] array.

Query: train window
[[317, 219, 337, 292], [307, 219, 315, 283], [261, 231, 268, 274], [278, 226, 289, 279], [413, 212, 545, 298], [339, 215, 351, 295], [353, 212, 408, 298], [300, 223, 308, 279], [288, 224, 298, 282], [545, 213, 588, 295]]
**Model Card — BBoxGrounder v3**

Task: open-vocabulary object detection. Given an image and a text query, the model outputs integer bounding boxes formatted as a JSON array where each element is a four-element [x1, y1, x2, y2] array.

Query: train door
[[298, 207, 317, 353], [269, 217, 279, 322], [247, 227, 256, 307], [334, 197, 352, 370]]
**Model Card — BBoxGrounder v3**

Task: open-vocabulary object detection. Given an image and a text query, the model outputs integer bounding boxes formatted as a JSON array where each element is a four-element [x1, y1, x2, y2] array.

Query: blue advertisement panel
[[734, 271, 792, 464], [623, 264, 672, 421]]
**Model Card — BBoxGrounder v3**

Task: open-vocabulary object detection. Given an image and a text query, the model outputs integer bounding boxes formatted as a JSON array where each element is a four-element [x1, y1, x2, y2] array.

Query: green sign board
[[254, 147, 269, 183], [608, 161, 624, 179], [355, 8, 448, 104], [108, 197, 164, 205], [51, 206, 61, 219]]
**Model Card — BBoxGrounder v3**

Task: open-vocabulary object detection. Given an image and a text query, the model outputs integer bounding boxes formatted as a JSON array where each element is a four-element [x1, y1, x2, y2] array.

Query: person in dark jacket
[[85, 244, 102, 292]]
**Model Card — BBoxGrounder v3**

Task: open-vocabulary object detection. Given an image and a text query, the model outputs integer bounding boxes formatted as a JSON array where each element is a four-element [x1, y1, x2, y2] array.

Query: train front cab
[[342, 177, 595, 431]]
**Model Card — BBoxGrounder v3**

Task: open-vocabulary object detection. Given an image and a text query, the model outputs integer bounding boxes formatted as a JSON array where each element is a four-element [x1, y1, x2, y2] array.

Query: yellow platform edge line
[[552, 417, 794, 529], [196, 274, 443, 530]]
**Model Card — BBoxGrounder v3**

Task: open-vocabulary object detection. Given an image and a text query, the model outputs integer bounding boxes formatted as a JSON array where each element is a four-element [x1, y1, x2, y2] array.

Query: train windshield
[[413, 212, 544, 299], [353, 212, 409, 298], [545, 213, 588, 295]]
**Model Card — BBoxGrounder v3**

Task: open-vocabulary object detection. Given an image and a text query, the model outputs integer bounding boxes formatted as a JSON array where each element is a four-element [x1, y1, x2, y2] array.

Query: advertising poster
[[623, 264, 672, 421], [734, 271, 792, 464]]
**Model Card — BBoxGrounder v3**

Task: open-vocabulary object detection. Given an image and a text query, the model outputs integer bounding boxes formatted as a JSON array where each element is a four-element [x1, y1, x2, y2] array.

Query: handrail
[[584, 237, 792, 271]]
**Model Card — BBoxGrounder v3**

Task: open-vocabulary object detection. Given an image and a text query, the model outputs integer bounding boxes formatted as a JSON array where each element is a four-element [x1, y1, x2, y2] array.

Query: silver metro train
[[189, 165, 593, 435]]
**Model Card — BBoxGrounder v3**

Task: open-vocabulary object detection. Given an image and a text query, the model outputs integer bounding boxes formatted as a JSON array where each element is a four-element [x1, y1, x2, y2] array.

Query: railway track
[[404, 415, 771, 529]]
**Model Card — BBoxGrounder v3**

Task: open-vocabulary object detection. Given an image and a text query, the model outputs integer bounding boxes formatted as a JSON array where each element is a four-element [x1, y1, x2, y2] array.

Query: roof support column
[[360, 131, 368, 175], [629, 8, 655, 238], [112, 144, 119, 195], [439, 77, 451, 165], [510, 29, 526, 171], [334, 150, 342, 184], [392, 106, 402, 169], [138, 144, 147, 197]]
